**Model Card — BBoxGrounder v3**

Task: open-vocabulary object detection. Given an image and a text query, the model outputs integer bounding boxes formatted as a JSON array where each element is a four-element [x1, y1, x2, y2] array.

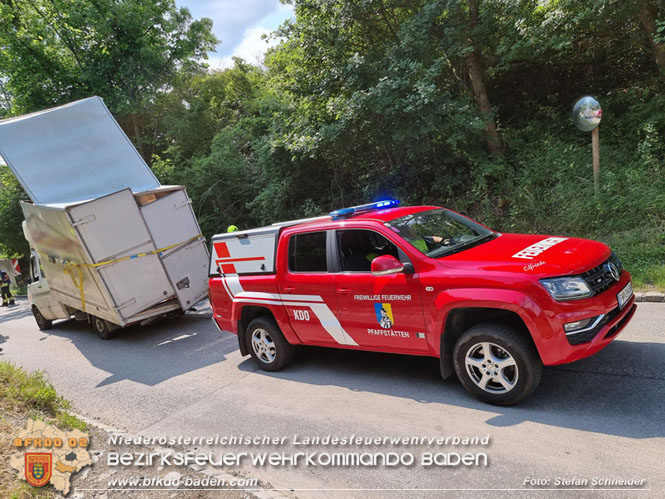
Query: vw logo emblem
[[605, 262, 620, 282]]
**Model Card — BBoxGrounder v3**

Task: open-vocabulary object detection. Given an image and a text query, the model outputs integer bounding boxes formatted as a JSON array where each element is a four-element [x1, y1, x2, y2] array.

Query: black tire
[[92, 316, 113, 340], [32, 307, 53, 330], [246, 316, 295, 372], [453, 322, 542, 406]]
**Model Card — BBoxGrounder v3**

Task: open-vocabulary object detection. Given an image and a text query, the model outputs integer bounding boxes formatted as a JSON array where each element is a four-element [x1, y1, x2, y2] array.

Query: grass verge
[[599, 227, 665, 291], [0, 361, 86, 498]]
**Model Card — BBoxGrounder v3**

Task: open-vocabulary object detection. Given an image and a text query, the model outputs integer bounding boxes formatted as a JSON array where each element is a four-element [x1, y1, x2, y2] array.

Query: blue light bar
[[329, 199, 400, 219]]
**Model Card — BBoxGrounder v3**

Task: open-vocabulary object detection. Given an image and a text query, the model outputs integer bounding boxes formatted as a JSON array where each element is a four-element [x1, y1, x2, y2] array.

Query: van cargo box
[[1, 97, 209, 327]]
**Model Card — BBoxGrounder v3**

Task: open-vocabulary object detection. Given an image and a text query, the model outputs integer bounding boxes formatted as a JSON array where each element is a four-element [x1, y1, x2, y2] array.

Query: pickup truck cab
[[208, 201, 636, 405]]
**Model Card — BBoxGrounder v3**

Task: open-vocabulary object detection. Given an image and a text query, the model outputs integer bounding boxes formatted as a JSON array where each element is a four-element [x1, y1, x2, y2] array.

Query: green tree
[[0, 0, 217, 156], [0, 165, 29, 259]]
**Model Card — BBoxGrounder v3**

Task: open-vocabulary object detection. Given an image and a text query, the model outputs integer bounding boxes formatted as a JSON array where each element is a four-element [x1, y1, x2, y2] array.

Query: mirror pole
[[592, 127, 600, 197]]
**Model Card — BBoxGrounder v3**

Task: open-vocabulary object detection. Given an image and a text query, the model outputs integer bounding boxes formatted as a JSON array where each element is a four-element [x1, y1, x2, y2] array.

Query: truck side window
[[288, 232, 327, 272], [337, 230, 399, 272], [30, 254, 40, 282]]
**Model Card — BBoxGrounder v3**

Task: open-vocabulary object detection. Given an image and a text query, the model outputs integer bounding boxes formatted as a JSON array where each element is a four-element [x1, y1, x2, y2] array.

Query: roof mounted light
[[329, 199, 400, 220]]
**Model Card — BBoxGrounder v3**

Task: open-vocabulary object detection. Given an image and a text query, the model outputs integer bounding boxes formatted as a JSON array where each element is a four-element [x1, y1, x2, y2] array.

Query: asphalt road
[[1, 299, 663, 498]]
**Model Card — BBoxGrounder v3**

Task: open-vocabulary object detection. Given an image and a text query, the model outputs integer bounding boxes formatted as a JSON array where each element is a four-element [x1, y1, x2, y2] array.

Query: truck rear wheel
[[92, 316, 113, 340], [453, 323, 542, 406], [246, 316, 295, 371], [32, 306, 53, 330]]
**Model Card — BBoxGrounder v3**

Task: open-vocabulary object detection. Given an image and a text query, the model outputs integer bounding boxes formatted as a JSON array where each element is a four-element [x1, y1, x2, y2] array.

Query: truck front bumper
[[542, 272, 637, 365]]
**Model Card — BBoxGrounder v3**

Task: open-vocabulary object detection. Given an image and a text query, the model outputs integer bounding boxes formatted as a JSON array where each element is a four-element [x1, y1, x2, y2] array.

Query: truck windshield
[[385, 209, 496, 258]]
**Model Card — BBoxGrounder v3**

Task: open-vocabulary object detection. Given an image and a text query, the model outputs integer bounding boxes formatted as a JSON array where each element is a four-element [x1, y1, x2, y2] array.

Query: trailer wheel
[[32, 306, 53, 331], [246, 316, 295, 371], [92, 316, 113, 340], [453, 322, 542, 406]]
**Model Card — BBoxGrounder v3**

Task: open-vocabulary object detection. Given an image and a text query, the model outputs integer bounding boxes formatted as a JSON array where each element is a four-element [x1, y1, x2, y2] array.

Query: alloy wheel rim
[[464, 341, 519, 393], [251, 328, 276, 363]]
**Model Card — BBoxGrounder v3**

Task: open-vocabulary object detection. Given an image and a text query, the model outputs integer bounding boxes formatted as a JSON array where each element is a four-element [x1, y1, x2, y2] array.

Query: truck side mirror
[[371, 255, 405, 276]]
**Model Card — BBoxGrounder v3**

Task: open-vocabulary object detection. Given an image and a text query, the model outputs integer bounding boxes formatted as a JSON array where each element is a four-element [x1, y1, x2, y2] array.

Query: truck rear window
[[288, 232, 327, 272]]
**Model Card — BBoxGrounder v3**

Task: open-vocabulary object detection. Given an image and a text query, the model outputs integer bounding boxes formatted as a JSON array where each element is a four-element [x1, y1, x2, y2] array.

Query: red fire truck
[[208, 201, 636, 405]]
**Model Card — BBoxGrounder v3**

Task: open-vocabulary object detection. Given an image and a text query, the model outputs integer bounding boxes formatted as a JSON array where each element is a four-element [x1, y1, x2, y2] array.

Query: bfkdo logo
[[10, 420, 92, 495], [374, 303, 394, 329], [25, 453, 52, 487]]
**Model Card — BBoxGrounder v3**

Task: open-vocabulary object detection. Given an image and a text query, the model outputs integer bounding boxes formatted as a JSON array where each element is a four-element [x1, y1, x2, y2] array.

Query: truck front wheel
[[246, 316, 295, 372], [92, 316, 113, 340], [32, 306, 53, 330], [453, 323, 542, 406]]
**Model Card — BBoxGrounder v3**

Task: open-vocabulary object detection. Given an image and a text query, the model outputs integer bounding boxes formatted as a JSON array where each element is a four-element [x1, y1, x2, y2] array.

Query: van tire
[[92, 316, 113, 340], [246, 316, 295, 371], [453, 322, 542, 406], [32, 307, 53, 330]]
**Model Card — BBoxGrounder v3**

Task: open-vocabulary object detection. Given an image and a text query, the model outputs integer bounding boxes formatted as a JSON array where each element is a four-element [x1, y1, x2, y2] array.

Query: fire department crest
[[374, 303, 394, 329], [25, 453, 52, 487], [10, 419, 92, 494]]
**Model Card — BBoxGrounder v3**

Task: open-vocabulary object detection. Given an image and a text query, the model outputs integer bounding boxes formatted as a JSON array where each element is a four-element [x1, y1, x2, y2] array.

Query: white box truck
[[0, 97, 209, 338]]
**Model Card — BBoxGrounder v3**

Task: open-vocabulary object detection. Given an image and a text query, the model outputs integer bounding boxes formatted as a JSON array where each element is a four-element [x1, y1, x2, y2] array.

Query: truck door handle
[[284, 287, 295, 293], [337, 288, 351, 294]]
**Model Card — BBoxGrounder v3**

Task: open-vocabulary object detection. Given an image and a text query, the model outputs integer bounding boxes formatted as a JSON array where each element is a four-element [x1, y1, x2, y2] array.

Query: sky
[[177, 0, 295, 69]]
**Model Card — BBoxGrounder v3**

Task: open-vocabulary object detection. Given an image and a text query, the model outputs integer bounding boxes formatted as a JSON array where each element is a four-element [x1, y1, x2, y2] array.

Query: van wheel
[[32, 307, 53, 330], [92, 316, 113, 340], [453, 323, 542, 406], [246, 316, 295, 371]]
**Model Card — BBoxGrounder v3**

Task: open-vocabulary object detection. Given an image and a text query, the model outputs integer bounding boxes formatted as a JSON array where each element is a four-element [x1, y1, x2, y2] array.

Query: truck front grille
[[582, 252, 622, 296]]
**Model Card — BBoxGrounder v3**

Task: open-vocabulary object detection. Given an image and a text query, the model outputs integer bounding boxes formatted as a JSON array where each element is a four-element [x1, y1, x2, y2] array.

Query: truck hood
[[439, 233, 610, 276]]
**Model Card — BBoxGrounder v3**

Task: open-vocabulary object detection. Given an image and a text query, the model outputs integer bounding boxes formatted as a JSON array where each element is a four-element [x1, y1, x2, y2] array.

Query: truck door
[[332, 229, 429, 353], [278, 230, 356, 346], [66, 189, 175, 321]]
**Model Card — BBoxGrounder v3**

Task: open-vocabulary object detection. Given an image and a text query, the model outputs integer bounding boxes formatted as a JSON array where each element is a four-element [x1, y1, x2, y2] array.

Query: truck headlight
[[540, 277, 593, 301]]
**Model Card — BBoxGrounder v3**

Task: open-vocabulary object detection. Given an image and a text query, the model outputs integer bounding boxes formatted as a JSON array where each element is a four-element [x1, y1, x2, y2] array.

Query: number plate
[[617, 281, 633, 309]]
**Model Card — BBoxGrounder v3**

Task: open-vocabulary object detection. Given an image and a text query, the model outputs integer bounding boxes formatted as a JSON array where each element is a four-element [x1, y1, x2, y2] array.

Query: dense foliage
[[1, 0, 664, 287]]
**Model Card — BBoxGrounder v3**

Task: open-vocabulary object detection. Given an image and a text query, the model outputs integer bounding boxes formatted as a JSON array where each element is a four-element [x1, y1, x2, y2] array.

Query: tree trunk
[[465, 0, 503, 155], [637, 0, 665, 74], [131, 113, 145, 159]]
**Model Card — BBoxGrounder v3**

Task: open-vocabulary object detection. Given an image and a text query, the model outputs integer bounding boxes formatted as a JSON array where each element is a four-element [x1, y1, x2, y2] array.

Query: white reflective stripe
[[222, 276, 356, 346], [309, 303, 358, 346], [224, 276, 323, 303], [220, 277, 235, 301], [234, 299, 312, 306], [225, 276, 244, 297], [233, 299, 356, 346], [235, 291, 324, 303]]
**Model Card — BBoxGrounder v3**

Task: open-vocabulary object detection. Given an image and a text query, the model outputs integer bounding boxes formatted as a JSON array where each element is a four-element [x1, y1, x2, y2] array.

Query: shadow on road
[[6, 298, 662, 440], [0, 303, 33, 323], [40, 311, 238, 388], [239, 339, 665, 440]]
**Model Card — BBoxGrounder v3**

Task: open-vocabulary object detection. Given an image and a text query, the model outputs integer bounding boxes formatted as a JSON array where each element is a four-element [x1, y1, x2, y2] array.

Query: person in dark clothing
[[1, 270, 15, 306]]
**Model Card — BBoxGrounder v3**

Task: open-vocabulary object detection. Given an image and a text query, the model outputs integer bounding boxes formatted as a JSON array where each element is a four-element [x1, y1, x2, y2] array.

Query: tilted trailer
[[0, 97, 209, 338]]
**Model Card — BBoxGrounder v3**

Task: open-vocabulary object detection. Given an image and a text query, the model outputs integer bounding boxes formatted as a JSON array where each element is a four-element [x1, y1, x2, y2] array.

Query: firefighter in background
[[1, 269, 15, 306]]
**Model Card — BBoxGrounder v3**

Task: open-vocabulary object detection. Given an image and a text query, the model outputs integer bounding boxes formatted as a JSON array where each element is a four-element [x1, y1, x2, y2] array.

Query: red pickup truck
[[208, 201, 636, 405]]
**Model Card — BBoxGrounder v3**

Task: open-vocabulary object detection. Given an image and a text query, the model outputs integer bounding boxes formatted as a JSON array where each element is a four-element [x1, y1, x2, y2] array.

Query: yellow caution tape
[[63, 264, 86, 312], [41, 234, 203, 313], [82, 233, 203, 269]]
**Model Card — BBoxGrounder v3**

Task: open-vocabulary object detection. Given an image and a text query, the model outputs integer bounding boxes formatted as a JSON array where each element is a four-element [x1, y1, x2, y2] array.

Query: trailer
[[0, 97, 209, 338]]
